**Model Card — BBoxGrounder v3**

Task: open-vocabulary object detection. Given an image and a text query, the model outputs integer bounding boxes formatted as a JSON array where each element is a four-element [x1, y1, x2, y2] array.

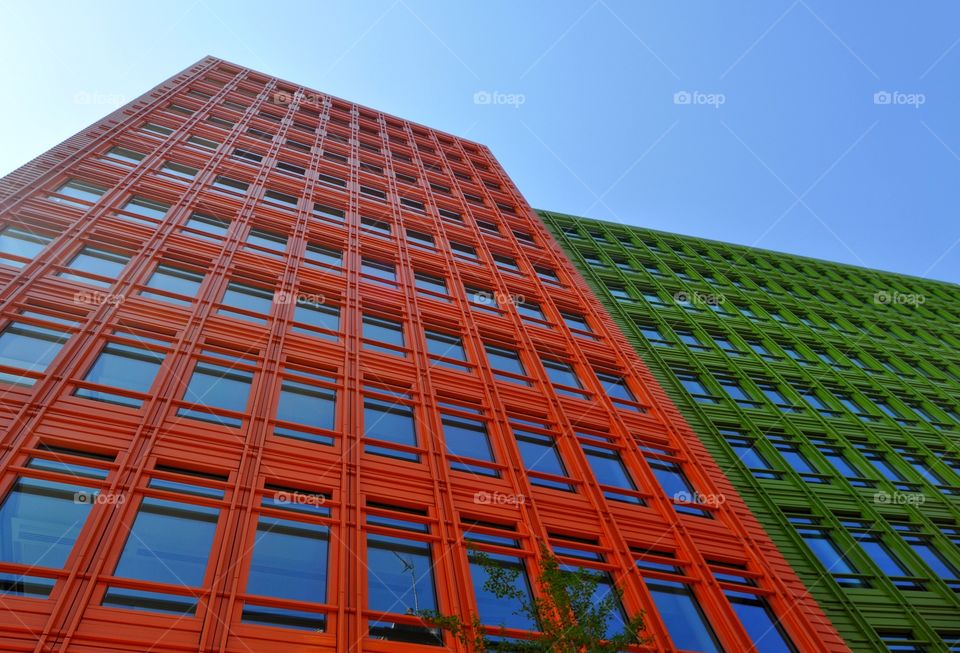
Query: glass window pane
[[141, 264, 203, 305], [0, 226, 52, 265], [76, 343, 165, 407], [0, 477, 97, 568], [727, 591, 797, 653], [470, 553, 536, 631], [0, 322, 71, 384], [59, 247, 130, 287], [646, 579, 721, 653]]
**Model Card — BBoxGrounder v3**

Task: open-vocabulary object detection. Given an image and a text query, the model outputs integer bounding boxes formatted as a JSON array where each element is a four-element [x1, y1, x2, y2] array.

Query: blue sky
[[1, 1, 958, 282]]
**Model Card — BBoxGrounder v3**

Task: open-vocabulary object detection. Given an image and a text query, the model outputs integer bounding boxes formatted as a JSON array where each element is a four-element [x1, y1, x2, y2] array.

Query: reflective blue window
[[364, 398, 417, 461], [141, 264, 203, 305], [470, 553, 535, 631], [104, 497, 219, 615], [582, 444, 642, 504], [362, 315, 405, 355], [0, 322, 71, 386], [726, 591, 797, 653], [274, 378, 336, 445], [242, 516, 329, 630], [367, 534, 440, 644], [58, 247, 130, 287], [218, 281, 273, 324], [0, 226, 52, 266], [292, 298, 339, 338], [177, 360, 253, 427], [442, 413, 495, 474], [645, 578, 721, 653], [75, 343, 165, 407]]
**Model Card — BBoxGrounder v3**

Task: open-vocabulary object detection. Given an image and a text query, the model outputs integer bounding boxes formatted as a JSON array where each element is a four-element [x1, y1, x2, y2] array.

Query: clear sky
[[1, 1, 958, 283]]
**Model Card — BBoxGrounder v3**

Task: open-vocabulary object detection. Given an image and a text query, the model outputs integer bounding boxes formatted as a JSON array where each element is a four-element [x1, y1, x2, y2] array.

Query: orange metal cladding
[[0, 56, 847, 652]]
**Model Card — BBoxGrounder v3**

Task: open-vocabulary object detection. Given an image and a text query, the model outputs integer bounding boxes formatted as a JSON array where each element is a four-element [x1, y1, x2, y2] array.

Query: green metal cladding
[[538, 209, 960, 653]]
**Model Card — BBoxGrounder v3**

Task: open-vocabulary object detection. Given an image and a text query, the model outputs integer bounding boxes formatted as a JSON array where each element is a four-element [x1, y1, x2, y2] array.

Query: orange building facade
[[0, 57, 846, 652]]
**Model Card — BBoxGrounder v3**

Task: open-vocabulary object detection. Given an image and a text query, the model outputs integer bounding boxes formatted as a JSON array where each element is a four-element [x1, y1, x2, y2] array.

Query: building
[[540, 209, 960, 652], [0, 57, 851, 652]]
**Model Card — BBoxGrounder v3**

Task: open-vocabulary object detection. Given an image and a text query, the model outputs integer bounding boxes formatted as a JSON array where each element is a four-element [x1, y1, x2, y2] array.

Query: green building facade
[[539, 209, 960, 652]]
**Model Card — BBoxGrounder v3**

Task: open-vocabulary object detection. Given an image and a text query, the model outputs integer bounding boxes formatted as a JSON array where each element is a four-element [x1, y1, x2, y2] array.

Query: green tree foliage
[[419, 542, 646, 652]]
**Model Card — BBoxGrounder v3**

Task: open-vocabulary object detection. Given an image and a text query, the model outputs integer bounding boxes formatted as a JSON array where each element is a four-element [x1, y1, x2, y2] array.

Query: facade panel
[[540, 208, 960, 652]]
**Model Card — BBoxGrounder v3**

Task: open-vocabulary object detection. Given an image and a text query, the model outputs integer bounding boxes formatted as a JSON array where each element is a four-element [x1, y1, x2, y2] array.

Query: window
[[160, 161, 198, 179], [722, 430, 778, 479], [644, 579, 721, 653], [595, 371, 639, 405], [561, 312, 591, 334], [770, 439, 822, 482], [441, 412, 496, 475], [176, 356, 254, 427], [218, 281, 274, 324], [542, 358, 584, 397], [312, 203, 345, 223], [465, 286, 497, 310], [493, 254, 519, 272], [514, 425, 572, 491], [274, 372, 336, 445], [186, 135, 218, 150], [516, 301, 546, 323], [367, 533, 439, 644], [0, 321, 71, 386], [676, 371, 718, 404], [75, 342, 165, 408], [647, 457, 711, 517], [0, 474, 100, 597], [0, 225, 52, 267], [49, 179, 107, 207], [58, 247, 130, 287], [104, 146, 145, 163], [638, 324, 670, 346], [292, 297, 339, 339], [142, 122, 174, 136], [485, 344, 529, 384], [450, 242, 478, 261], [245, 228, 287, 256], [718, 377, 758, 408], [304, 243, 342, 271], [469, 552, 535, 632], [790, 517, 865, 587], [119, 196, 169, 224], [360, 216, 391, 236], [141, 264, 203, 305], [407, 229, 434, 248], [242, 513, 329, 630], [848, 527, 917, 589], [360, 258, 396, 284], [183, 212, 231, 241], [582, 443, 642, 504], [725, 590, 798, 653], [425, 330, 467, 368], [415, 272, 449, 300], [364, 397, 417, 461], [103, 480, 220, 615], [535, 266, 560, 283], [362, 315, 405, 356], [212, 176, 249, 194], [892, 523, 960, 590], [677, 330, 706, 350]]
